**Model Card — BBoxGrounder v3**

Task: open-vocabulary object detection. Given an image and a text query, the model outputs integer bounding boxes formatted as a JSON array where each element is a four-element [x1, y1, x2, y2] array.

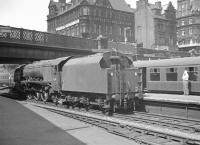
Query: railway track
[[24, 100, 200, 145], [116, 112, 200, 134], [25, 99, 200, 134]]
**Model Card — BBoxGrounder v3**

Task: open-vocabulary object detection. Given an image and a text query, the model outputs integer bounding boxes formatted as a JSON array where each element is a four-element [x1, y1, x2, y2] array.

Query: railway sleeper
[[194, 127, 200, 132], [167, 135, 188, 145], [186, 140, 200, 145], [32, 103, 200, 145]]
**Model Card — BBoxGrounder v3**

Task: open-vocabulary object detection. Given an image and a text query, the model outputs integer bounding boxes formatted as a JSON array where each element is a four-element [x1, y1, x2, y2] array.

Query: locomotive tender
[[14, 52, 142, 110], [133, 56, 200, 95]]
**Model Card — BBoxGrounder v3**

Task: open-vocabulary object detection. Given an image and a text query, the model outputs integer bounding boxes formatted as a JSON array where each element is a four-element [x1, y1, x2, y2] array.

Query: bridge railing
[[0, 25, 97, 50]]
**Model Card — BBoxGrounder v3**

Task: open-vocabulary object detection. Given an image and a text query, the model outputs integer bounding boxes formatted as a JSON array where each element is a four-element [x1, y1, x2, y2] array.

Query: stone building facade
[[47, 0, 135, 43], [177, 0, 200, 52], [135, 0, 176, 51]]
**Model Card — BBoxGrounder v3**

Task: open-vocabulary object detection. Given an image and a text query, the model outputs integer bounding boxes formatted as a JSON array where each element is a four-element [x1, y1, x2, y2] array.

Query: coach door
[[142, 67, 146, 90]]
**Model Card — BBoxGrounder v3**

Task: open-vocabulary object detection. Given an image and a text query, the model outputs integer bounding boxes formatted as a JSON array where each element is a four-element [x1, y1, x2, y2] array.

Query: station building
[[135, 0, 177, 51], [177, 0, 200, 52], [47, 0, 135, 43]]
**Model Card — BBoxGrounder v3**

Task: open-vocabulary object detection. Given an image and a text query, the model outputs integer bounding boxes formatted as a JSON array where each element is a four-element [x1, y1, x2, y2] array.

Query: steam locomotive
[[13, 52, 142, 111]]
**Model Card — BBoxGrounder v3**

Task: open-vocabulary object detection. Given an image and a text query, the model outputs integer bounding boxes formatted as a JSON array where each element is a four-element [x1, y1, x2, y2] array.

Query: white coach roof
[[133, 56, 200, 68]]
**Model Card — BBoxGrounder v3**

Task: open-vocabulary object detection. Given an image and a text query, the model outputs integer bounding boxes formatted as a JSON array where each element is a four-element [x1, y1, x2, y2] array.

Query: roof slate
[[191, 0, 200, 11], [108, 0, 134, 13]]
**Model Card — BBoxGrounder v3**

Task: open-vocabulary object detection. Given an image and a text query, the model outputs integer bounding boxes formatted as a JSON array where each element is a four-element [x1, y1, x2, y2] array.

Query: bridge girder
[[0, 41, 94, 64]]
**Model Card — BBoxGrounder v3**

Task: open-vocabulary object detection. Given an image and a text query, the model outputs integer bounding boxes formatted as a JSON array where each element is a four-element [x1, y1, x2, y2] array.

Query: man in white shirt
[[182, 70, 189, 95]]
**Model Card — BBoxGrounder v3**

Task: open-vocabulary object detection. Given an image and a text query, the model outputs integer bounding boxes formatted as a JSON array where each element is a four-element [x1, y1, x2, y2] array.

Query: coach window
[[150, 68, 160, 81], [166, 68, 177, 81], [185, 67, 198, 81]]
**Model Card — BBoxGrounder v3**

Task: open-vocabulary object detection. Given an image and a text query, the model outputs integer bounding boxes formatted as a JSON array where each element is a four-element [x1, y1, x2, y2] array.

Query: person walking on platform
[[182, 70, 189, 95], [108, 95, 116, 116]]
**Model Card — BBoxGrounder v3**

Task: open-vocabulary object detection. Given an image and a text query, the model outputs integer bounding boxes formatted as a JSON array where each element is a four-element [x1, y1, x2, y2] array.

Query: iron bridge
[[0, 25, 97, 63]]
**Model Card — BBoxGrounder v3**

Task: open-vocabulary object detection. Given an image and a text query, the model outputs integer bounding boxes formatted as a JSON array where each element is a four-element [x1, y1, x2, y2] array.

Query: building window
[[181, 20, 185, 26], [150, 68, 160, 81], [182, 4, 185, 9], [81, 23, 87, 33], [190, 39, 193, 44], [74, 25, 79, 36], [110, 26, 112, 34], [166, 68, 177, 81], [182, 30, 185, 36], [119, 27, 124, 36], [189, 27, 193, 35], [189, 18, 193, 24], [105, 25, 108, 34], [93, 24, 97, 33], [185, 67, 198, 81], [71, 27, 75, 36], [99, 25, 102, 34], [82, 7, 89, 15], [97, 9, 101, 17]]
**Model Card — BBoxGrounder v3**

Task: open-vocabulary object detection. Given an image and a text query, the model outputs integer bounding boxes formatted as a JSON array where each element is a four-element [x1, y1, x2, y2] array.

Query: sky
[[0, 0, 177, 32]]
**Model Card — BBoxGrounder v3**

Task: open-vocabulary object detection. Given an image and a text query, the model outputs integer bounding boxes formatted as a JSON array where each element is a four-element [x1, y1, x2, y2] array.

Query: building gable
[[108, 0, 133, 13], [80, 0, 90, 5], [95, 0, 112, 8]]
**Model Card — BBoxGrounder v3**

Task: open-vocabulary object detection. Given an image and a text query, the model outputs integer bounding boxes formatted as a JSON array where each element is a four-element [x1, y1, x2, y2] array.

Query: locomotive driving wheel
[[34, 92, 41, 101], [51, 94, 58, 104], [27, 93, 33, 100], [41, 91, 50, 102]]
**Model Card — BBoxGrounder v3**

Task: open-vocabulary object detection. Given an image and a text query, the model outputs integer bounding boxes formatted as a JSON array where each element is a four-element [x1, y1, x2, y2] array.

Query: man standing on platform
[[182, 70, 189, 95]]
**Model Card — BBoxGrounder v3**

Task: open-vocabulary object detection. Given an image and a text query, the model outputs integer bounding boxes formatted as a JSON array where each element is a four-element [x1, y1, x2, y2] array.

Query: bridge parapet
[[0, 25, 97, 50]]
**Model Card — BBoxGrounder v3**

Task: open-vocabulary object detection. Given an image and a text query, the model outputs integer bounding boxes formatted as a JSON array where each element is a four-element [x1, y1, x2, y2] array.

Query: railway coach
[[133, 56, 200, 95], [13, 52, 142, 111]]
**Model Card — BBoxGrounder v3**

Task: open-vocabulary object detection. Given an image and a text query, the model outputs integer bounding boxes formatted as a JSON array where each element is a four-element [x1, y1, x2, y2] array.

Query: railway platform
[[20, 101, 139, 145], [0, 96, 86, 145], [144, 93, 200, 105], [142, 93, 200, 120]]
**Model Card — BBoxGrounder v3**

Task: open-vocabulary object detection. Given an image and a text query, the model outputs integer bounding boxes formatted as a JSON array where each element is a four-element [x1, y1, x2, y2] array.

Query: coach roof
[[133, 56, 200, 68]]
